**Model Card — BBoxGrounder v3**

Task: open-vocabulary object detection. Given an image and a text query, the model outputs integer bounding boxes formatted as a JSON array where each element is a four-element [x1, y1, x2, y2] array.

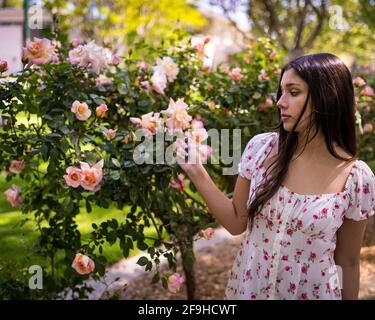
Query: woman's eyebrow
[[280, 82, 301, 88]]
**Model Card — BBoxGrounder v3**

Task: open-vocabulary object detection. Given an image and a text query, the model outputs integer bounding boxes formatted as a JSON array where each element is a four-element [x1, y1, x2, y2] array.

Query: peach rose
[[71, 100, 92, 121], [3, 184, 23, 208], [9, 160, 25, 174], [63, 166, 82, 188], [71, 253, 95, 275], [96, 103, 108, 118], [130, 112, 161, 136], [187, 128, 208, 144], [162, 98, 192, 131], [79, 159, 104, 192], [167, 273, 184, 293], [202, 227, 215, 240], [22, 37, 58, 65], [153, 57, 179, 82]]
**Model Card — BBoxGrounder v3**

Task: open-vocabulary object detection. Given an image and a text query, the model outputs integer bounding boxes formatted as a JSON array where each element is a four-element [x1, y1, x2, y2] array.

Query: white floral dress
[[224, 132, 375, 300]]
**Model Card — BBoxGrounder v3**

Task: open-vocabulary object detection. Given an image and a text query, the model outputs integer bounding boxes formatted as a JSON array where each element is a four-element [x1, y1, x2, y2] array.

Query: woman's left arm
[[334, 218, 368, 300]]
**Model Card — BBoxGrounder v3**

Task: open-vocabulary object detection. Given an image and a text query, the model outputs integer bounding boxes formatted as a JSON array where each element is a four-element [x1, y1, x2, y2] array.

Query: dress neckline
[[280, 159, 359, 198], [266, 132, 360, 198]]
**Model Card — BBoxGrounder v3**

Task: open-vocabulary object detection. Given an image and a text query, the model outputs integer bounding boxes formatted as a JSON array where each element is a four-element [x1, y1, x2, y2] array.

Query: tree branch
[[303, 0, 327, 50], [294, 0, 310, 50]]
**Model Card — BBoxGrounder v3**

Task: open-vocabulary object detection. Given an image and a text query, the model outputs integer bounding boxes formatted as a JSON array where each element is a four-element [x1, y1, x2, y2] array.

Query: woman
[[178, 53, 375, 300]]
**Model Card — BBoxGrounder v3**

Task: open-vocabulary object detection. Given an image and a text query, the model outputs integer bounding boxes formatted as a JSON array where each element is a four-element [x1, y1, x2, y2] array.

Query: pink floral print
[[225, 132, 375, 300]]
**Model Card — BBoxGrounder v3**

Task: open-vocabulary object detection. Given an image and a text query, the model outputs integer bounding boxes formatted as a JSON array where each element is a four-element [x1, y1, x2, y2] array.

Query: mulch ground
[[118, 233, 375, 300]]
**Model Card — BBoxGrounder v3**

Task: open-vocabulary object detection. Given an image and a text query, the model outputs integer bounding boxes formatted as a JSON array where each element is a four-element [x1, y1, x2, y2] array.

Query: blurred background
[[1, 0, 374, 74]]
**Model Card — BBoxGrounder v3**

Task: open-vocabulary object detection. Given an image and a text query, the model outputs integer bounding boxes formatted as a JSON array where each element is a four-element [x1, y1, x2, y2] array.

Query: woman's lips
[[281, 115, 291, 121]]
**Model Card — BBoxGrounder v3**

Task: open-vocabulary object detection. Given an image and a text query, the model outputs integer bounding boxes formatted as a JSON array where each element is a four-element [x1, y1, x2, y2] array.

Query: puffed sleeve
[[237, 132, 277, 180], [344, 160, 375, 221]]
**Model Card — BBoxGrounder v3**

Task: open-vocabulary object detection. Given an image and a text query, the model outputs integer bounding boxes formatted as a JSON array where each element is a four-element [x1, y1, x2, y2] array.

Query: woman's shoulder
[[246, 131, 278, 148], [352, 159, 375, 182]]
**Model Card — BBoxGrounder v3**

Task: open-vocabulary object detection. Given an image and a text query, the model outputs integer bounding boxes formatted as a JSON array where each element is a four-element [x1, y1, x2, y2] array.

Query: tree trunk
[[183, 261, 196, 300], [287, 47, 305, 62], [180, 243, 196, 300]]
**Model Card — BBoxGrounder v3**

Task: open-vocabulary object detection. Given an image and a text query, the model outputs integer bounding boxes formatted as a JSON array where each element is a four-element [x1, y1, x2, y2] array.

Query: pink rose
[[219, 64, 230, 74], [96, 103, 108, 118], [361, 86, 374, 96], [258, 97, 273, 112], [137, 60, 149, 69], [72, 38, 81, 47], [269, 52, 277, 60], [124, 134, 132, 144], [191, 119, 204, 129], [170, 173, 186, 191], [353, 76, 366, 87], [103, 128, 117, 140], [111, 54, 121, 65], [9, 160, 25, 174], [274, 68, 282, 76], [3, 184, 23, 208], [202, 227, 215, 240], [95, 75, 113, 87], [71, 253, 95, 275], [258, 69, 269, 81], [0, 60, 8, 73], [63, 166, 82, 188], [151, 70, 167, 95], [363, 123, 373, 133], [79, 159, 104, 192], [167, 273, 184, 293], [230, 67, 242, 80]]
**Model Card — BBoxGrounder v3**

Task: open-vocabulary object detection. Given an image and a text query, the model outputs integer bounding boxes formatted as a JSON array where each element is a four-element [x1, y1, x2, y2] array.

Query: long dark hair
[[248, 53, 358, 220]]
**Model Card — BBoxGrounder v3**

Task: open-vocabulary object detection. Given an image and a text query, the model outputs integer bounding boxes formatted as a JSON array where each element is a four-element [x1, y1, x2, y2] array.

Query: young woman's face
[[276, 68, 312, 132]]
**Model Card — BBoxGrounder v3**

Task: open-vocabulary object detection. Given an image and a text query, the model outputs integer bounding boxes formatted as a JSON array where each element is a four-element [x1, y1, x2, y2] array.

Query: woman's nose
[[276, 96, 286, 109]]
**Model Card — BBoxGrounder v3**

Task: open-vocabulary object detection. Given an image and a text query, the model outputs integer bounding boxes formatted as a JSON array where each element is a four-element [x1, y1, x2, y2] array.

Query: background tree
[[43, 0, 207, 54], [207, 0, 375, 63]]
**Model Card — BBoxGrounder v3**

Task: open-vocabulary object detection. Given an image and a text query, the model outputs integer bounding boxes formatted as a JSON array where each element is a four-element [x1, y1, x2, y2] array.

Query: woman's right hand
[[175, 138, 207, 178]]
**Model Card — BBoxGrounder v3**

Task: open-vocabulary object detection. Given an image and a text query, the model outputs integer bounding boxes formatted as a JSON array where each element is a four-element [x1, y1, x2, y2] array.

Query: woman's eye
[[290, 91, 299, 96]]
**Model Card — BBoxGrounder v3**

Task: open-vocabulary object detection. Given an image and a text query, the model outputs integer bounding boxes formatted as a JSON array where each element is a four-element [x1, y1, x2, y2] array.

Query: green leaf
[[110, 170, 121, 180], [111, 158, 121, 168], [86, 199, 92, 213], [137, 240, 148, 251], [136, 256, 149, 266], [152, 273, 160, 284]]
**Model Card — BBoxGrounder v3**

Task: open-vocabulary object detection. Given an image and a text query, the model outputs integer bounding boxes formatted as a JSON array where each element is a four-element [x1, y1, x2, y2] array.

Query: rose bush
[[0, 33, 373, 299]]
